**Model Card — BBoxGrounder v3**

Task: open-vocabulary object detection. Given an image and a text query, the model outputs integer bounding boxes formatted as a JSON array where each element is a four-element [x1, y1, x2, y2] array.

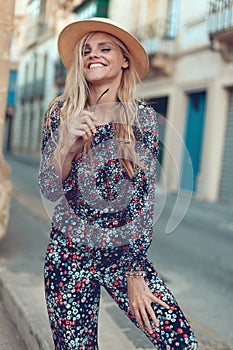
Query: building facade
[[10, 0, 233, 205], [136, 0, 233, 205], [0, 0, 16, 239]]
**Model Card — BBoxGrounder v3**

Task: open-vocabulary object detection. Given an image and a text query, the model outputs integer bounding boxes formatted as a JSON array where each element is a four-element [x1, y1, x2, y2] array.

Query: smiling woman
[[82, 33, 129, 88], [38, 17, 198, 350]]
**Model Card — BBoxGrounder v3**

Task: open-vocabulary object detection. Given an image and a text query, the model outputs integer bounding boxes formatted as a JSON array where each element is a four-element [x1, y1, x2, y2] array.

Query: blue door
[[181, 91, 206, 192]]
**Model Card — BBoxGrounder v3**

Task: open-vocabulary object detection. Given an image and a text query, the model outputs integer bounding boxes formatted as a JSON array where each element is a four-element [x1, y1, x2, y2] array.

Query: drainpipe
[[167, 0, 180, 40]]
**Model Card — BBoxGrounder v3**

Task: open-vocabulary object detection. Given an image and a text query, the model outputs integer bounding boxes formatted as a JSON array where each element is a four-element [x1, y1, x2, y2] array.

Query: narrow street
[[1, 153, 233, 349]]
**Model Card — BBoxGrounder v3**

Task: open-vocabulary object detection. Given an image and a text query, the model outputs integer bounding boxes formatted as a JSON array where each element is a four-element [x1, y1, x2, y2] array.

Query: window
[[28, 0, 40, 16], [74, 0, 108, 20]]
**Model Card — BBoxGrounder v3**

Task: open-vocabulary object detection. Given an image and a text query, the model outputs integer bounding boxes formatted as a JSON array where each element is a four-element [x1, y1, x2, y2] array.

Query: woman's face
[[82, 32, 129, 86]]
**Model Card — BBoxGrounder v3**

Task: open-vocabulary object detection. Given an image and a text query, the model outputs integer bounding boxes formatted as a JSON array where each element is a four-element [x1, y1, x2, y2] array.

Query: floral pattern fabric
[[39, 101, 198, 349]]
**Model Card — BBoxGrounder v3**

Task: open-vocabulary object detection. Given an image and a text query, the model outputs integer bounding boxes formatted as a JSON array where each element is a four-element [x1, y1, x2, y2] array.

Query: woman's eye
[[101, 47, 111, 52], [83, 49, 91, 56], [82, 47, 112, 55]]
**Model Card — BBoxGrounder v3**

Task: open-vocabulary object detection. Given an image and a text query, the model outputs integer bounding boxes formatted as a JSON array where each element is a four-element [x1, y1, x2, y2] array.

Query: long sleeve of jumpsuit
[[38, 100, 77, 202], [121, 104, 159, 272]]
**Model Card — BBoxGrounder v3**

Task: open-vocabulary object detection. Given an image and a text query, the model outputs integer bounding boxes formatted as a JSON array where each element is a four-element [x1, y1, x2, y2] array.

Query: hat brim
[[58, 17, 149, 81]]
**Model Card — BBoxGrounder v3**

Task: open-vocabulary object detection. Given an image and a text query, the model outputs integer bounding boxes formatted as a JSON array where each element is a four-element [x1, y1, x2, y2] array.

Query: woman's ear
[[122, 57, 129, 69]]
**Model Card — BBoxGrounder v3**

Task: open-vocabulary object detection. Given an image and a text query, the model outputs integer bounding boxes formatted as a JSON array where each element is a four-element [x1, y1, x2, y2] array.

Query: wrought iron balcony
[[25, 17, 41, 48], [19, 83, 33, 103], [208, 0, 233, 60], [19, 80, 45, 103], [133, 19, 176, 77], [25, 18, 50, 48]]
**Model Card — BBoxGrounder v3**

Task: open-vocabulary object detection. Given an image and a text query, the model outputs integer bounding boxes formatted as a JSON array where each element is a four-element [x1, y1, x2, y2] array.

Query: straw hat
[[58, 17, 149, 80]]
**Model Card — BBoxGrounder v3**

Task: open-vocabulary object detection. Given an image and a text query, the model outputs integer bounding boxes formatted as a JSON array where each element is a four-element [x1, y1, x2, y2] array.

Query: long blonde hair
[[55, 32, 142, 178]]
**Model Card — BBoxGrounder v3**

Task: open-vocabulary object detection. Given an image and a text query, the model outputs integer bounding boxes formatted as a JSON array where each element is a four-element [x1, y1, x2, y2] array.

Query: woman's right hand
[[59, 109, 97, 158], [55, 109, 97, 180], [66, 109, 97, 144]]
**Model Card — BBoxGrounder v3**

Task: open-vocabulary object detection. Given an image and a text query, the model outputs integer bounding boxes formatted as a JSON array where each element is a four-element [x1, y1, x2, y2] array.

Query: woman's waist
[[49, 226, 129, 259]]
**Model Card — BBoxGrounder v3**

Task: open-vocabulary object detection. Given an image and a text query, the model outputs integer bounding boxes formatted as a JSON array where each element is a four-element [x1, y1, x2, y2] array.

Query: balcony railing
[[33, 79, 45, 99], [134, 20, 176, 56], [208, 1, 233, 60], [19, 83, 33, 102], [133, 20, 176, 76], [25, 18, 50, 47], [208, 0, 233, 36], [19, 79, 45, 103]]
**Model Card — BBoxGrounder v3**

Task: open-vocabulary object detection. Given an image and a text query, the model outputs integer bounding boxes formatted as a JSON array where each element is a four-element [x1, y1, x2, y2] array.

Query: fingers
[[143, 283, 170, 310], [76, 124, 93, 141], [146, 303, 159, 329], [130, 300, 157, 334], [151, 294, 170, 310], [67, 110, 97, 140], [128, 290, 170, 334], [140, 307, 154, 334], [80, 113, 97, 135], [134, 308, 145, 333]]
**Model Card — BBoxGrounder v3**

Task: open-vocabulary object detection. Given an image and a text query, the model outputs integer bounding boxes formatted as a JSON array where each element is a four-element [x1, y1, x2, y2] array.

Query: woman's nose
[[89, 49, 100, 58]]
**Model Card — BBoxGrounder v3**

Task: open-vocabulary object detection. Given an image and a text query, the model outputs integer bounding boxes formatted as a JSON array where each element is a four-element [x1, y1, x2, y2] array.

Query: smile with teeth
[[89, 63, 105, 69]]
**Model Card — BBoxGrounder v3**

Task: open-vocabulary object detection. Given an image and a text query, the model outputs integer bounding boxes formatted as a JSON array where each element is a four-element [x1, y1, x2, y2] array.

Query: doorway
[[181, 91, 206, 192]]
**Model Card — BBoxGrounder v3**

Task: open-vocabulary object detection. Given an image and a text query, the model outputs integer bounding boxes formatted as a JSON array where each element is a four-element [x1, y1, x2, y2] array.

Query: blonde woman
[[38, 18, 198, 350]]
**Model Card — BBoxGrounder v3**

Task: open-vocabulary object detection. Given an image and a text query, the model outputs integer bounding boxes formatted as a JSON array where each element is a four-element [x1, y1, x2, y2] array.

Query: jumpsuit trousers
[[44, 229, 198, 350]]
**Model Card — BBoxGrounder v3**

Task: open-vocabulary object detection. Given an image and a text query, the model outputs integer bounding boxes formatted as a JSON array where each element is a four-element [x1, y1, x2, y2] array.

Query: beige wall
[[146, 0, 168, 23], [109, 0, 142, 31], [109, 0, 169, 32]]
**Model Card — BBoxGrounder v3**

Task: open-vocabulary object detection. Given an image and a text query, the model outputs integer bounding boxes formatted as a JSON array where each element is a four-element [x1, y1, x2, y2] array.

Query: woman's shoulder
[[46, 97, 64, 116], [43, 98, 64, 132], [44, 97, 64, 126], [136, 100, 157, 127], [137, 100, 156, 114]]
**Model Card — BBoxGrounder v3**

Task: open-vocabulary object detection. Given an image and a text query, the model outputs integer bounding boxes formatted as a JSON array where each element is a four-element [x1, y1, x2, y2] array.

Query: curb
[[0, 272, 53, 350]]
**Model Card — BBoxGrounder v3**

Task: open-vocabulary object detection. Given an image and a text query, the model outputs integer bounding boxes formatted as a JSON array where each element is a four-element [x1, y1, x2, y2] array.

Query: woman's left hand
[[127, 276, 170, 334]]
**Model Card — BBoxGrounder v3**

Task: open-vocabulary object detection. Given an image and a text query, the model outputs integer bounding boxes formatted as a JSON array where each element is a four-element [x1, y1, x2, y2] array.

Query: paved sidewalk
[[0, 299, 27, 350]]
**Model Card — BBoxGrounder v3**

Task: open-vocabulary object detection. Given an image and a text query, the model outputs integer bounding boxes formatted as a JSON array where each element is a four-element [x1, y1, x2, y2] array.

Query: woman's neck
[[87, 85, 120, 125], [88, 85, 118, 106]]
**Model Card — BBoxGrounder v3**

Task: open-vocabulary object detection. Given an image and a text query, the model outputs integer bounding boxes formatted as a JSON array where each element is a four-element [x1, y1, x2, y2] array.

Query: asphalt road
[[3, 153, 233, 348]]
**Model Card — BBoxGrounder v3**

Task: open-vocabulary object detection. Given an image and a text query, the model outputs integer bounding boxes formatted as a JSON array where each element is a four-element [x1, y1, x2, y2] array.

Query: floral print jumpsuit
[[38, 100, 198, 350]]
